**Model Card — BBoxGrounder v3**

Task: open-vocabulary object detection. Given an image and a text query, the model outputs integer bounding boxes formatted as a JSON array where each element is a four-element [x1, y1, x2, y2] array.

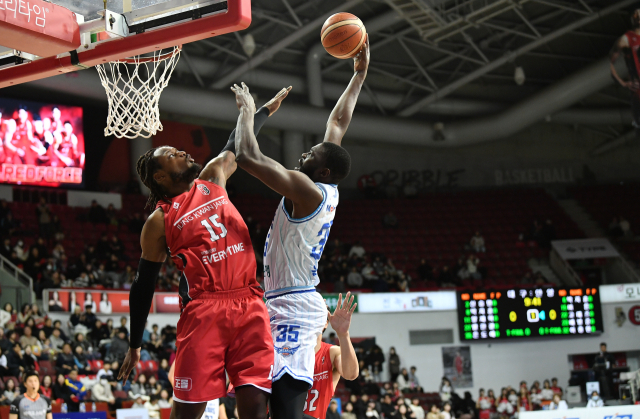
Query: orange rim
[[115, 45, 182, 64]]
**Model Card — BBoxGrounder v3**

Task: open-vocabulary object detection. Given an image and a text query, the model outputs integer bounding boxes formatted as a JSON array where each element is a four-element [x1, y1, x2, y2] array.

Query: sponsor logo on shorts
[[175, 377, 192, 391], [275, 345, 300, 357], [197, 184, 211, 195]]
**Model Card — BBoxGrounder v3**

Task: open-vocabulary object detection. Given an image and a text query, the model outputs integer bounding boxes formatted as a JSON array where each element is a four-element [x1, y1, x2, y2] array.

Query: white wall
[[49, 301, 640, 399]]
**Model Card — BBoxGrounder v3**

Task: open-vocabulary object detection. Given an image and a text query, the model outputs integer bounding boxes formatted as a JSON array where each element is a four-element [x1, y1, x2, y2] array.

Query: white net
[[96, 46, 181, 139]]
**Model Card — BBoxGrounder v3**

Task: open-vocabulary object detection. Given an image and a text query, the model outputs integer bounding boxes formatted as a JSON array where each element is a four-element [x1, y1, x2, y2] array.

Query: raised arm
[[118, 209, 167, 384], [199, 91, 290, 188], [329, 292, 359, 381], [233, 83, 324, 218], [323, 36, 370, 146]]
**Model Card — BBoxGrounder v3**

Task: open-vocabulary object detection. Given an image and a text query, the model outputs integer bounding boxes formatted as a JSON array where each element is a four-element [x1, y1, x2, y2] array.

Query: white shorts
[[265, 287, 328, 387]]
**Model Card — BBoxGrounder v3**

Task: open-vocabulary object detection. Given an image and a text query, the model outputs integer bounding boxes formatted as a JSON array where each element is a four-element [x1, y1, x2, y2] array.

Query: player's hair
[[137, 147, 169, 210], [63, 120, 72, 126], [23, 369, 39, 382], [321, 142, 351, 183]]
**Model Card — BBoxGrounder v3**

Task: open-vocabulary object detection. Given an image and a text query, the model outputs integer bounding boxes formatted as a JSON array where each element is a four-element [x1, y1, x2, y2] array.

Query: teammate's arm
[[328, 293, 359, 381], [9, 398, 18, 419], [232, 84, 324, 217], [323, 36, 369, 146], [199, 91, 290, 187], [118, 209, 167, 384], [610, 35, 638, 90]]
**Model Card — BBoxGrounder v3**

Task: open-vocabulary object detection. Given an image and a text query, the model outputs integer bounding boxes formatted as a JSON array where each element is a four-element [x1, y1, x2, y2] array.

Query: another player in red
[[117, 90, 290, 419], [611, 7, 640, 135], [303, 293, 359, 419]]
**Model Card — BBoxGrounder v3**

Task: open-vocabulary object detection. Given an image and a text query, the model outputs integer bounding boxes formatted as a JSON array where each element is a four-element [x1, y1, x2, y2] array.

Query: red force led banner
[[45, 289, 180, 314], [0, 98, 84, 186]]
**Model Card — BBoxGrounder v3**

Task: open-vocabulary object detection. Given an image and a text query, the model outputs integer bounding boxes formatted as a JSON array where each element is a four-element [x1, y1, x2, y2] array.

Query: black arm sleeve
[[129, 258, 162, 349], [221, 106, 270, 153]]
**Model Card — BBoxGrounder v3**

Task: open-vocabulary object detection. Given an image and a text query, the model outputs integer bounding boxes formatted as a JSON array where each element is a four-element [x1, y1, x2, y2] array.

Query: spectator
[[397, 274, 409, 292], [145, 395, 161, 419], [550, 377, 563, 396], [417, 259, 433, 281], [477, 389, 492, 419], [539, 380, 553, 400], [157, 359, 171, 385], [129, 374, 150, 397], [73, 346, 91, 375], [586, 391, 603, 408], [327, 400, 341, 419], [158, 389, 172, 409], [461, 392, 477, 419], [1, 214, 20, 237], [99, 294, 113, 315], [147, 376, 162, 396], [106, 204, 118, 226], [349, 241, 366, 259], [92, 377, 116, 408], [454, 258, 468, 281], [548, 394, 568, 410], [426, 405, 442, 419], [56, 343, 75, 374], [380, 395, 394, 418], [89, 320, 110, 348], [334, 276, 347, 294], [620, 216, 632, 237], [52, 374, 72, 406], [65, 369, 87, 403], [1, 238, 12, 259], [7, 343, 25, 377], [3, 379, 19, 404], [466, 256, 481, 280], [441, 404, 453, 419], [348, 267, 364, 288], [408, 366, 422, 392], [439, 377, 452, 403], [81, 306, 97, 329], [410, 399, 425, 419], [361, 264, 379, 283], [13, 241, 28, 262], [470, 231, 486, 253], [118, 317, 129, 336], [383, 212, 398, 228], [366, 346, 385, 382], [19, 327, 38, 350], [393, 404, 414, 419], [342, 402, 357, 419], [49, 329, 65, 353], [437, 266, 454, 287], [397, 368, 411, 393], [389, 347, 400, 383], [0, 347, 7, 377], [132, 395, 146, 410], [108, 330, 129, 363], [89, 200, 108, 224], [40, 375, 53, 398], [517, 387, 531, 412], [507, 389, 517, 410], [495, 389, 513, 419], [36, 197, 52, 238], [73, 333, 90, 354], [96, 361, 114, 382]]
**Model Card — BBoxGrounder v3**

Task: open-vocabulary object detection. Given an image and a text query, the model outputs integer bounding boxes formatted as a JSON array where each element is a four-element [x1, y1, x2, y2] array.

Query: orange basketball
[[321, 13, 366, 59]]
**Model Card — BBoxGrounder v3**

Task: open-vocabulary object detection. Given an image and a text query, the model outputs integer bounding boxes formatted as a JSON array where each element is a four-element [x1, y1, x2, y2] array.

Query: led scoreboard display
[[457, 288, 603, 341]]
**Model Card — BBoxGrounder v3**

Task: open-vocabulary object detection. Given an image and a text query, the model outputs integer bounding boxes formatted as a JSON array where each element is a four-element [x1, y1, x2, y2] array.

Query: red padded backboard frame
[[0, 0, 250, 88]]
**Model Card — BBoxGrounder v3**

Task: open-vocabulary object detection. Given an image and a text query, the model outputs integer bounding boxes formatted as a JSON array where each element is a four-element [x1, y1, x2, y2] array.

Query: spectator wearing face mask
[[92, 377, 116, 408], [586, 391, 603, 408]]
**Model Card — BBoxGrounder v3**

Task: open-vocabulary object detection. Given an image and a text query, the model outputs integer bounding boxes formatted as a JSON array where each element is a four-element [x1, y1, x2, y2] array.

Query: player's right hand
[[264, 87, 292, 116], [231, 82, 256, 112], [354, 34, 370, 74], [118, 347, 141, 385]]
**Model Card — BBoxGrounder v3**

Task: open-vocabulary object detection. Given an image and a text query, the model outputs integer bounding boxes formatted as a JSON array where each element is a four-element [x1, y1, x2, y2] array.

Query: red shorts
[[172, 287, 274, 403]]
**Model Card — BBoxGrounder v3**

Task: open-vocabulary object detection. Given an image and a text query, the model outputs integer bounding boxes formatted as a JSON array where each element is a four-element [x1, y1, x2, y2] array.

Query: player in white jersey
[[231, 37, 369, 419]]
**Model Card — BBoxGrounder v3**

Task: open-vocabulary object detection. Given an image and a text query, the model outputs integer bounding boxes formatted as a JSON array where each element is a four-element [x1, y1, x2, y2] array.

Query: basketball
[[321, 13, 367, 59]]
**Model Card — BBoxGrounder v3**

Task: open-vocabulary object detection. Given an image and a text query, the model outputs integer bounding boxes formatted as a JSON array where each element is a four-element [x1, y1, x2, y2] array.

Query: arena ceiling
[[169, 0, 634, 128]]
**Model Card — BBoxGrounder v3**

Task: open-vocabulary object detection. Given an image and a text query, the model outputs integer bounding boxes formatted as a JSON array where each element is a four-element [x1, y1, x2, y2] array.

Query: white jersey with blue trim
[[263, 182, 339, 292]]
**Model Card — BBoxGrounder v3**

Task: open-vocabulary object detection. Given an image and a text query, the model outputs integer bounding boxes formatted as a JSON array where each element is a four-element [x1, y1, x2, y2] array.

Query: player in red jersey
[[117, 90, 290, 419], [611, 8, 640, 136], [303, 293, 359, 419]]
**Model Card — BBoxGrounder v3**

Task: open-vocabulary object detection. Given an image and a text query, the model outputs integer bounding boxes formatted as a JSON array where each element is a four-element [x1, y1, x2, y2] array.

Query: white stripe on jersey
[[263, 183, 339, 292]]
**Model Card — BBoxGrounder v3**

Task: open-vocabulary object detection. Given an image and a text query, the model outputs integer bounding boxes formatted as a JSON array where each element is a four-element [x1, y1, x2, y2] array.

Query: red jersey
[[157, 179, 259, 302], [303, 343, 335, 419], [625, 31, 640, 80], [58, 135, 76, 160]]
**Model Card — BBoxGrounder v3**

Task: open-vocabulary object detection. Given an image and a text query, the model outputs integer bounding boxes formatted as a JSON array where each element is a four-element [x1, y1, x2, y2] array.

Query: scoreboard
[[457, 288, 603, 341]]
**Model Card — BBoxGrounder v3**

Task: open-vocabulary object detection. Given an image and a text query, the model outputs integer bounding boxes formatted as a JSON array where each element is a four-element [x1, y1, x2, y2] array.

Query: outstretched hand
[[117, 347, 140, 386], [354, 34, 370, 74], [264, 86, 292, 116], [328, 292, 357, 336], [231, 82, 256, 112]]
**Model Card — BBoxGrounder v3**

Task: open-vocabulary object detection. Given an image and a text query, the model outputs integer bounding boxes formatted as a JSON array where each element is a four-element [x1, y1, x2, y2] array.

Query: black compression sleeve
[[129, 258, 162, 349], [221, 106, 270, 153]]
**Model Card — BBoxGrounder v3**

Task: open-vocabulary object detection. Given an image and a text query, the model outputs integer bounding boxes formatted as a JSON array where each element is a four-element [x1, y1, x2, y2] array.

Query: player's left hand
[[118, 347, 140, 386], [328, 292, 357, 336], [231, 82, 256, 112], [354, 34, 370, 74], [264, 86, 292, 116]]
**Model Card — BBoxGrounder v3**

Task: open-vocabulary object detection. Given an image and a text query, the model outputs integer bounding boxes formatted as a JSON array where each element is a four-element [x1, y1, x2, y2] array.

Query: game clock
[[457, 288, 604, 341]]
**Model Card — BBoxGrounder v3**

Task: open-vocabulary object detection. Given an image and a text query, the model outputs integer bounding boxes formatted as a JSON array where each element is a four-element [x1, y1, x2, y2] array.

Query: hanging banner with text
[[599, 283, 640, 303], [44, 289, 180, 314], [551, 238, 620, 260], [357, 291, 457, 313]]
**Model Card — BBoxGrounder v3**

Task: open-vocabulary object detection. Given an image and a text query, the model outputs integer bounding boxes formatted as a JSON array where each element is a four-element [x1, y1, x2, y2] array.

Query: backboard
[[0, 0, 251, 88]]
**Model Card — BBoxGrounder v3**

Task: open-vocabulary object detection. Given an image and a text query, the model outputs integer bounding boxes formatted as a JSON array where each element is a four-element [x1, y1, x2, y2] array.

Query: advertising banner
[[599, 283, 640, 303], [442, 346, 473, 388], [552, 239, 620, 260], [357, 291, 457, 313], [54, 412, 107, 419], [45, 289, 179, 314], [520, 405, 638, 419]]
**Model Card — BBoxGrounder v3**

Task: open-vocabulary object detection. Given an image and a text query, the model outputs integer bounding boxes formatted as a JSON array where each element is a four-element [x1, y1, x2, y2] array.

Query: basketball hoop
[[96, 45, 182, 139]]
